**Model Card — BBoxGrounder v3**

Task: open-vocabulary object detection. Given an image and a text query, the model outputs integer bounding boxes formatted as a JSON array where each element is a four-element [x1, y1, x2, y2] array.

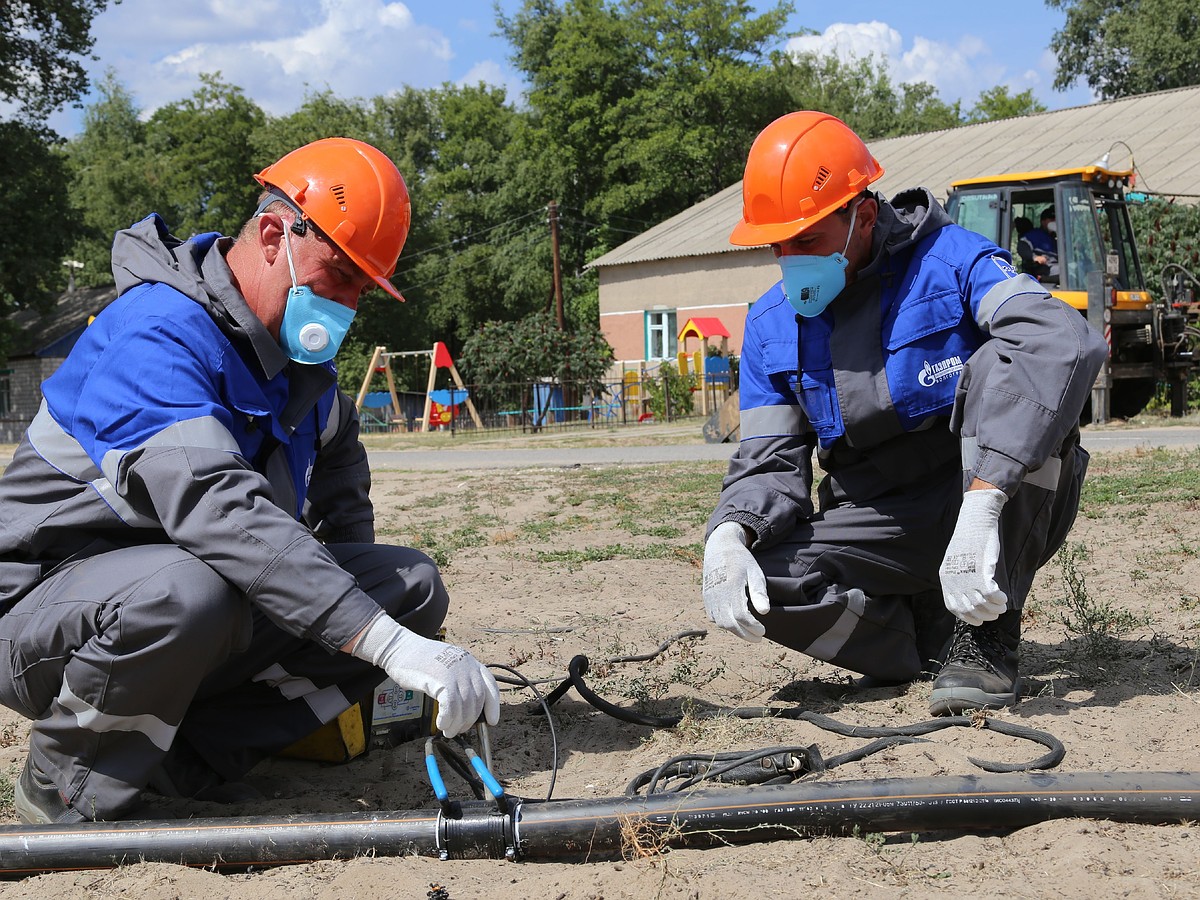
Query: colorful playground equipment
[[677, 316, 732, 417], [354, 343, 483, 433]]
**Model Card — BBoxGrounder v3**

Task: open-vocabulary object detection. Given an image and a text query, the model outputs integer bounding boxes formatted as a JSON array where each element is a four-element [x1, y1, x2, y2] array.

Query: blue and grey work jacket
[[0, 215, 383, 652], [708, 188, 1106, 550]]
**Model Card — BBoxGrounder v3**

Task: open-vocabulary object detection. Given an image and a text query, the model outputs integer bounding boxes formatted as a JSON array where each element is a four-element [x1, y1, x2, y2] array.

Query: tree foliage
[[1048, 0, 1200, 100], [458, 311, 615, 409], [966, 85, 1047, 123], [43, 0, 1081, 377], [0, 1, 112, 339], [64, 72, 165, 287], [0, 122, 74, 346], [1129, 199, 1200, 285], [147, 73, 266, 240], [0, 0, 112, 124]]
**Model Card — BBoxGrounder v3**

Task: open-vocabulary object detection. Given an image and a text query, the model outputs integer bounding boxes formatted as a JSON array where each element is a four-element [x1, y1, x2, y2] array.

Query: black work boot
[[928, 610, 1021, 716], [14, 757, 87, 825]]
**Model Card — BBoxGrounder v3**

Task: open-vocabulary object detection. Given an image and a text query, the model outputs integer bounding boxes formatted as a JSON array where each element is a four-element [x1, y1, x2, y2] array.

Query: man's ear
[[856, 195, 879, 234], [257, 213, 286, 265]]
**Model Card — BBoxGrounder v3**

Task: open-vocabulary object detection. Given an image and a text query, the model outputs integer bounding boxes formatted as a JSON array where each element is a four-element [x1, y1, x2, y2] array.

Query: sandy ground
[[0, 433, 1198, 898]]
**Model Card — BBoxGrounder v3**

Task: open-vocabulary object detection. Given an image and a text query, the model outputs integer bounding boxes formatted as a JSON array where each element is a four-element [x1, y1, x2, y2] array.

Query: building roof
[[7, 286, 119, 359], [590, 84, 1200, 269]]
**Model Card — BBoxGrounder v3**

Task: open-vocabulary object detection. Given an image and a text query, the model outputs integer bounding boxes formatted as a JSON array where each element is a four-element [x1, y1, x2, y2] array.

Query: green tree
[[1, 0, 113, 124], [145, 73, 266, 239], [601, 0, 792, 222], [1, 1, 113, 354], [498, 0, 648, 314], [894, 81, 963, 135], [777, 51, 963, 138], [776, 52, 906, 139], [458, 310, 615, 411], [496, 0, 794, 350], [63, 72, 169, 287], [338, 83, 544, 378], [966, 85, 1048, 123], [251, 89, 376, 169], [0, 122, 74, 353], [1048, 0, 1200, 100]]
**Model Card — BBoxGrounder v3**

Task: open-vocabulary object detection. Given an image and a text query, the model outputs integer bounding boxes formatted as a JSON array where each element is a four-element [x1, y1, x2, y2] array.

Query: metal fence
[[356, 359, 738, 436]]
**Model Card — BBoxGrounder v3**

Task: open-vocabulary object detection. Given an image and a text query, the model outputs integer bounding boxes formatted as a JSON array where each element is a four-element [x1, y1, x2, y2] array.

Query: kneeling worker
[[0, 138, 499, 823], [702, 112, 1106, 714]]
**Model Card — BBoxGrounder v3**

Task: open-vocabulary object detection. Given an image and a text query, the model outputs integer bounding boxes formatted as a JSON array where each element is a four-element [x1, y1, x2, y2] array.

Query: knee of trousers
[[126, 554, 252, 660], [393, 550, 449, 639], [760, 588, 924, 682], [333, 544, 449, 638]]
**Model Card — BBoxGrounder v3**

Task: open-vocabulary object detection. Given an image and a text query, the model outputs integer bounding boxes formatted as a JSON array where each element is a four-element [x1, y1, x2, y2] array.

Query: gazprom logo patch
[[918, 356, 965, 388], [991, 256, 1018, 279]]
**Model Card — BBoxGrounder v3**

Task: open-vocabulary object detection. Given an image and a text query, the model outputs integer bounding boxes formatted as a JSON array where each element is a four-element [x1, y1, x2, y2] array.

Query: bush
[[644, 365, 696, 420]]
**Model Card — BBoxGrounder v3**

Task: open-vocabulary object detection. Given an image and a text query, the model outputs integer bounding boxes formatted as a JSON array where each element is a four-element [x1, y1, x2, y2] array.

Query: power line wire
[[397, 208, 546, 264], [397, 227, 548, 294]]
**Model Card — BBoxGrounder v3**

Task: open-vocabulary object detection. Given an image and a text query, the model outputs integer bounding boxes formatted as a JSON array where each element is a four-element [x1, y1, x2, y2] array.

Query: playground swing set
[[354, 342, 482, 433]]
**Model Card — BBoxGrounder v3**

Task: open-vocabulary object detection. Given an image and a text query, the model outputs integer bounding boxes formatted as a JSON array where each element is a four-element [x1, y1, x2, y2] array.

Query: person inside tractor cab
[[1019, 206, 1059, 283]]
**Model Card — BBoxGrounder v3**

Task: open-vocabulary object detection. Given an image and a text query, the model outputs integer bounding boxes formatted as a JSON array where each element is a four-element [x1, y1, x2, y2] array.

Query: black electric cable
[[489, 662, 560, 801], [556, 652, 1065, 781]]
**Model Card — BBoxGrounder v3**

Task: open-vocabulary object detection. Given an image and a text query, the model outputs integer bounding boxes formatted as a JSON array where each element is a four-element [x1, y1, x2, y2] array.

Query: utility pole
[[548, 200, 565, 329]]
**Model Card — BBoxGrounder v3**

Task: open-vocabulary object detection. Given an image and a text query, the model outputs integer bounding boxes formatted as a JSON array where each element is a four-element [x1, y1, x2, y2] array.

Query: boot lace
[[945, 620, 1005, 674]]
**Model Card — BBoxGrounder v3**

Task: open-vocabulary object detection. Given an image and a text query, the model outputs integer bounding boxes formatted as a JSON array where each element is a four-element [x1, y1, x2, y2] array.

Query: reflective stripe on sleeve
[[27, 400, 242, 527], [804, 588, 867, 661], [974, 273, 1047, 330], [960, 435, 1062, 491], [740, 403, 806, 440], [320, 397, 342, 447]]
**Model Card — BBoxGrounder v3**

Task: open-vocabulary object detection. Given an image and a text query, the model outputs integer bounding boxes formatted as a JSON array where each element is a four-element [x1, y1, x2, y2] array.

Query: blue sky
[[49, 0, 1096, 136]]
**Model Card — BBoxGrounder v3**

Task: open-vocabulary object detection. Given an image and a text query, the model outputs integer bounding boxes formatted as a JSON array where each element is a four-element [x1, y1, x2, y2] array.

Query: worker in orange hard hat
[[0, 138, 499, 824], [703, 111, 1107, 718]]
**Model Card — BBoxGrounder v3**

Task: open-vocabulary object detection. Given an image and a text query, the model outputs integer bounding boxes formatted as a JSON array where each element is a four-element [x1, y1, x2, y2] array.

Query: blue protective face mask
[[278, 227, 356, 365], [779, 202, 860, 318]]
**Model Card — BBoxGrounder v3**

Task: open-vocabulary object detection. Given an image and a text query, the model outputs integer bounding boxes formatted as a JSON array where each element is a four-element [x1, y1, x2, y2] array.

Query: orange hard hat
[[730, 111, 884, 247], [255, 137, 411, 301]]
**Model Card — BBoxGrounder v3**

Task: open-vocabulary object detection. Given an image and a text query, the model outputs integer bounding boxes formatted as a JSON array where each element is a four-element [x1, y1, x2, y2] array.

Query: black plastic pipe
[[0, 771, 1195, 875], [514, 770, 1200, 858]]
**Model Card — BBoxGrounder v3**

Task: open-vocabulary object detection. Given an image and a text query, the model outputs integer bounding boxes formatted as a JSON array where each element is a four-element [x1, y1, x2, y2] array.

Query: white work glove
[[702, 521, 771, 642], [939, 488, 1009, 626], [353, 613, 500, 738]]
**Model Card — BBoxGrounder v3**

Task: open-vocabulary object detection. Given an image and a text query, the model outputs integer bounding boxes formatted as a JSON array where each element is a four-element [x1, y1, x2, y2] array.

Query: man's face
[[771, 212, 854, 260], [257, 215, 374, 340], [287, 228, 375, 309], [769, 197, 876, 271]]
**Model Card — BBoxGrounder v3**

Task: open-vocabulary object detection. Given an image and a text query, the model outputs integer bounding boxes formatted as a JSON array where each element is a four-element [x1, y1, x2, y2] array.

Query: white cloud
[[457, 59, 525, 102], [62, 0, 466, 130], [785, 21, 1020, 108], [788, 21, 902, 65]]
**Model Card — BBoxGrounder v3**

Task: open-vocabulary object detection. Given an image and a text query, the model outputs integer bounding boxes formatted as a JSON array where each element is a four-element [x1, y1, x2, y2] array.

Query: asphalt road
[[1, 425, 1193, 472], [366, 425, 1200, 470]]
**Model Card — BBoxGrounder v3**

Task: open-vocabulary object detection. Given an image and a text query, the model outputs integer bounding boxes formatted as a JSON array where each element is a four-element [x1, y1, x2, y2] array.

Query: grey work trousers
[[0, 542, 447, 820], [754, 348, 1087, 683]]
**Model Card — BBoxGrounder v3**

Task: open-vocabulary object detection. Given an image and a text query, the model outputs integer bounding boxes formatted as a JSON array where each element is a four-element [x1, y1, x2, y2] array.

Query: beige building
[[589, 84, 1200, 368]]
